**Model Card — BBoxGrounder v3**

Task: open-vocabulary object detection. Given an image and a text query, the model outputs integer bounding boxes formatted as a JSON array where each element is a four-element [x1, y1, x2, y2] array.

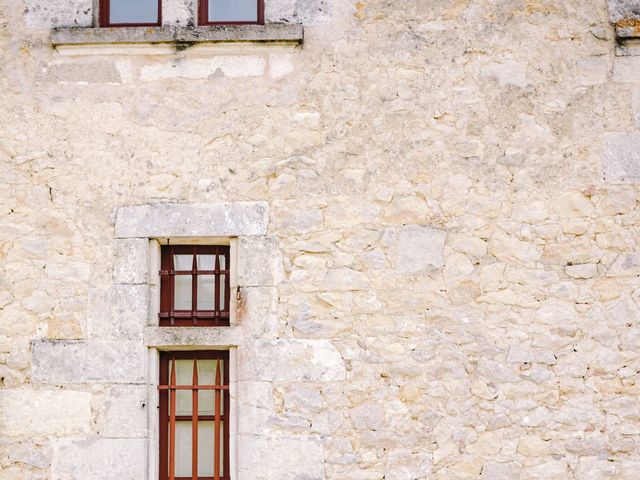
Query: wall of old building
[[1, 0, 640, 479]]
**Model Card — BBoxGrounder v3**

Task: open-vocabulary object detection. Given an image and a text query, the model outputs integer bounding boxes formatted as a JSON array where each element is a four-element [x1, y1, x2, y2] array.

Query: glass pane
[[173, 254, 193, 271], [174, 276, 192, 310], [197, 254, 215, 270], [208, 0, 258, 22], [198, 421, 224, 476], [219, 254, 226, 270], [110, 0, 159, 24], [197, 275, 215, 310], [220, 274, 226, 311], [170, 360, 194, 415], [174, 421, 192, 477], [197, 360, 224, 415]]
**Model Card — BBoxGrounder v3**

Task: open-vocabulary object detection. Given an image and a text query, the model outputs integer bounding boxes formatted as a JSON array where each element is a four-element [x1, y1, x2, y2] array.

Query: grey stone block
[[115, 202, 269, 238], [32, 340, 146, 384], [25, 0, 92, 28], [237, 435, 324, 480], [53, 438, 146, 480], [51, 24, 304, 46], [143, 326, 244, 347], [238, 237, 284, 287], [613, 57, 640, 83], [603, 133, 640, 183], [96, 385, 148, 438], [239, 287, 278, 339], [113, 238, 149, 284], [609, 0, 640, 22], [396, 225, 446, 274], [238, 339, 346, 382], [38, 61, 121, 84]]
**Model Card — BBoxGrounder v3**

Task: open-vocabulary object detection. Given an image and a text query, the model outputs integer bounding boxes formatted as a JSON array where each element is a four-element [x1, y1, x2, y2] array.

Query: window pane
[[170, 360, 194, 415], [110, 0, 159, 24], [173, 254, 193, 270], [208, 0, 258, 22], [220, 274, 226, 311], [197, 275, 215, 310], [198, 421, 224, 476], [219, 254, 226, 270], [173, 421, 192, 477], [197, 360, 224, 415], [174, 275, 192, 310], [197, 254, 215, 270]]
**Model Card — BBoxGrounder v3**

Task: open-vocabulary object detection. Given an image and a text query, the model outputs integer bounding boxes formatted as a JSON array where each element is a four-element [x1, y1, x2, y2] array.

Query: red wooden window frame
[[198, 0, 265, 26], [99, 0, 162, 27], [159, 350, 230, 480], [160, 245, 231, 327]]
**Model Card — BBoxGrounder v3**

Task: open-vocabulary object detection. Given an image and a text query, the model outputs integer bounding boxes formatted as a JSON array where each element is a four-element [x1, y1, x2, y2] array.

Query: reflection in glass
[[110, 0, 159, 24], [208, 0, 257, 22], [197, 254, 215, 270], [173, 254, 193, 270], [174, 276, 192, 310], [197, 275, 215, 310]]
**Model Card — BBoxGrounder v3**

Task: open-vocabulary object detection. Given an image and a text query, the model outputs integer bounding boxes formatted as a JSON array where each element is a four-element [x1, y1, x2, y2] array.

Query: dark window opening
[[160, 245, 231, 327]]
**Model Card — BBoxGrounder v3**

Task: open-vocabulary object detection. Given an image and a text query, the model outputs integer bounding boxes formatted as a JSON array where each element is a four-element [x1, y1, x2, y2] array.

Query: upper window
[[99, 0, 162, 27], [160, 245, 231, 327], [199, 0, 264, 25]]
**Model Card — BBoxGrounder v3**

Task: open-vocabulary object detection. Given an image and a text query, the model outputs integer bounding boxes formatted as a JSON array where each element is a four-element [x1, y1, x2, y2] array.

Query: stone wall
[[1, 0, 640, 479]]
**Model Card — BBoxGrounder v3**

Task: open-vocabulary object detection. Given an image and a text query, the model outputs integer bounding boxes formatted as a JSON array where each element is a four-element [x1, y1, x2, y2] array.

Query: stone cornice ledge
[[144, 326, 244, 348], [51, 24, 303, 47]]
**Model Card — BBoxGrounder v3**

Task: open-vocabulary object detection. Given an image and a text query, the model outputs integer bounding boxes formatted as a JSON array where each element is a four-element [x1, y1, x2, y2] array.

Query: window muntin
[[199, 0, 264, 25], [159, 351, 230, 480], [99, 0, 161, 27], [160, 245, 230, 327]]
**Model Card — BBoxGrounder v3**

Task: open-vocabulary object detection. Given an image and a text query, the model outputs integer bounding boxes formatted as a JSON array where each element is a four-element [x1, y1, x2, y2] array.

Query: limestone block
[[619, 461, 640, 479], [239, 287, 278, 339], [632, 87, 640, 129], [613, 57, 640, 83], [384, 449, 431, 480], [53, 438, 146, 480], [481, 462, 522, 479], [144, 326, 244, 347], [5, 442, 51, 468], [609, 0, 640, 22], [88, 285, 147, 340], [113, 238, 149, 284], [490, 231, 541, 264], [269, 54, 295, 78], [552, 191, 594, 217], [96, 385, 148, 438], [350, 402, 384, 430], [115, 202, 269, 238], [0, 389, 91, 438], [32, 341, 146, 384], [24, 0, 92, 28], [603, 133, 640, 183], [323, 268, 370, 290], [238, 237, 284, 287], [162, 0, 193, 25], [237, 381, 275, 435], [565, 263, 598, 279], [396, 225, 446, 274], [506, 345, 557, 365], [141, 57, 266, 81], [237, 435, 324, 480], [39, 62, 121, 85], [238, 339, 346, 382], [577, 57, 608, 86], [606, 253, 640, 276], [481, 61, 528, 87]]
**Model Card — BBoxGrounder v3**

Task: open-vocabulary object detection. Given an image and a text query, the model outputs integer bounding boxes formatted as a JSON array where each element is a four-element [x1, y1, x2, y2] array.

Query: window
[[159, 351, 230, 480], [160, 245, 231, 327], [99, 0, 162, 27], [199, 0, 264, 25]]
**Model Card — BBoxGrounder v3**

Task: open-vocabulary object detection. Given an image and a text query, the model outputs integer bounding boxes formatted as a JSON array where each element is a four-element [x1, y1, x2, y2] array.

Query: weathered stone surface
[[113, 238, 149, 284], [238, 339, 346, 381], [53, 438, 146, 480], [115, 202, 269, 238], [38, 61, 122, 85], [607, 253, 640, 276], [141, 57, 267, 81], [603, 133, 640, 183], [238, 237, 284, 287], [96, 385, 148, 438], [609, 0, 640, 22], [144, 326, 244, 347], [396, 225, 446, 274], [239, 287, 278, 339], [237, 436, 324, 480], [32, 341, 146, 384], [613, 56, 640, 83], [25, 0, 92, 28], [0, 389, 91, 438], [384, 449, 431, 480], [577, 57, 608, 86], [633, 87, 640, 129], [88, 285, 148, 340]]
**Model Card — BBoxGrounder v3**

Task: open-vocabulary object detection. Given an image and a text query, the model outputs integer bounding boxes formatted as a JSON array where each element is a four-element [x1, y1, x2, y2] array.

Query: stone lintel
[[144, 326, 244, 348], [51, 24, 303, 47], [115, 202, 269, 238]]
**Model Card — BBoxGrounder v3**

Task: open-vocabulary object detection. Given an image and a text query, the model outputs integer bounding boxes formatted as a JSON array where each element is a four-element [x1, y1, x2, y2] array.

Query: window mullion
[[192, 359, 199, 480]]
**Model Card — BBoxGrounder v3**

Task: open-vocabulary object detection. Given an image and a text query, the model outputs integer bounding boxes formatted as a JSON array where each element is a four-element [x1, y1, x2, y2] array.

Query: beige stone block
[[576, 57, 608, 86], [607, 253, 640, 277], [39, 61, 121, 85], [141, 56, 266, 81], [396, 225, 446, 274], [565, 263, 598, 279], [613, 56, 640, 83], [552, 191, 594, 217], [0, 389, 91, 438], [238, 237, 284, 287], [113, 238, 149, 284], [517, 435, 547, 456]]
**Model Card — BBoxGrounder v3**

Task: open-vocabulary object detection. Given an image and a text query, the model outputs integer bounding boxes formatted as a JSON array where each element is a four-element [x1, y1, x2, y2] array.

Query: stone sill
[[51, 24, 303, 47], [616, 19, 640, 40], [144, 326, 244, 349]]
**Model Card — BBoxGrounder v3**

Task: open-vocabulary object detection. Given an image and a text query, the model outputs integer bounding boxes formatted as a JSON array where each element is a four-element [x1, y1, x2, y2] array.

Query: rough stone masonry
[[1, 0, 640, 479]]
